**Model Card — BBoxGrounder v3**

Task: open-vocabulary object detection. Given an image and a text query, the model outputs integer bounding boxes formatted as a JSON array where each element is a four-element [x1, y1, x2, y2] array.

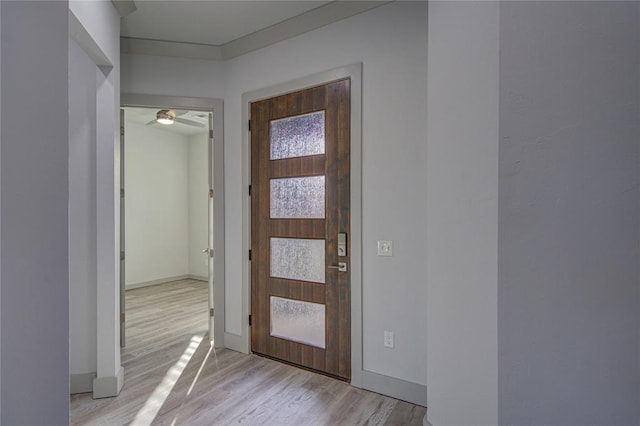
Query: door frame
[[241, 63, 363, 387], [120, 93, 226, 347]]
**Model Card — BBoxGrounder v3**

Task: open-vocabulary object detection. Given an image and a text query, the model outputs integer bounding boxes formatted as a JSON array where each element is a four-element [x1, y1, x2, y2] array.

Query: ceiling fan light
[[156, 110, 175, 125], [157, 117, 174, 125]]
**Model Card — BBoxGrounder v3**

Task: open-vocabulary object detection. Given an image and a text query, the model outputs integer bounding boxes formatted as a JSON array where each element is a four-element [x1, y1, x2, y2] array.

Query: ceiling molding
[[221, 1, 391, 59], [111, 0, 136, 18], [121, 1, 392, 61], [121, 37, 223, 60]]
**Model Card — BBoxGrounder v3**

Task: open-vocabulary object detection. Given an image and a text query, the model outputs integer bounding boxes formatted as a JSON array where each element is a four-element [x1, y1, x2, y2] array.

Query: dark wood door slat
[[269, 278, 326, 304], [269, 156, 326, 178], [269, 219, 325, 239]]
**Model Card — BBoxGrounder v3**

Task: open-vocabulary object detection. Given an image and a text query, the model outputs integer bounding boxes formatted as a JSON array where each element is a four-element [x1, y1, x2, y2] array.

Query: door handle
[[202, 248, 209, 254], [328, 262, 348, 272], [202, 248, 213, 257]]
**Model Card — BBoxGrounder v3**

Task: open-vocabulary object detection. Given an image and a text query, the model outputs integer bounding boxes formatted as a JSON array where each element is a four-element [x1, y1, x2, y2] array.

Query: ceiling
[[124, 107, 210, 136], [120, 1, 390, 60], [121, 1, 329, 46]]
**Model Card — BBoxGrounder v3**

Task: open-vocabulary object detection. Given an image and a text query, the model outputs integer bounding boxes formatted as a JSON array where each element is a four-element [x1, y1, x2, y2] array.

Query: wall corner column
[[95, 64, 123, 398], [425, 1, 500, 424]]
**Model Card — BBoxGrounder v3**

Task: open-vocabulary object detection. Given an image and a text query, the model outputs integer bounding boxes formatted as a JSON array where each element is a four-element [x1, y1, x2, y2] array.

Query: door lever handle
[[328, 262, 348, 272]]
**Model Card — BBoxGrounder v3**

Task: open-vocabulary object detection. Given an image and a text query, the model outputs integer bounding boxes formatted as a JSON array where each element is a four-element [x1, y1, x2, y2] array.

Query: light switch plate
[[377, 240, 393, 256]]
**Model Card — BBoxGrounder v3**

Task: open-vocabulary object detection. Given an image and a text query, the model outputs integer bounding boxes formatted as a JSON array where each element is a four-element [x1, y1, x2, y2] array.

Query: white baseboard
[[93, 366, 124, 399], [126, 274, 190, 289], [188, 274, 207, 282], [360, 369, 427, 407], [126, 274, 208, 289], [70, 372, 96, 394]]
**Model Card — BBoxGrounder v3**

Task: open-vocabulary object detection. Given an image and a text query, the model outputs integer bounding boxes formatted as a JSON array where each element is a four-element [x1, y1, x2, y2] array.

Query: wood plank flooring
[[70, 279, 426, 425]]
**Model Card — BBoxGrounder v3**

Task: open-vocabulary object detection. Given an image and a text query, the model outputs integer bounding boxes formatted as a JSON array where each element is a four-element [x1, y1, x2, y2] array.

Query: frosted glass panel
[[270, 238, 325, 283], [270, 111, 325, 160], [270, 296, 326, 349], [270, 176, 325, 219]]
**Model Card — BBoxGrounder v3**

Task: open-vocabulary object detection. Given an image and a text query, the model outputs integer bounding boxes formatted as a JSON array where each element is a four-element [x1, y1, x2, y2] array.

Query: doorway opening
[[120, 95, 225, 353], [121, 106, 213, 352]]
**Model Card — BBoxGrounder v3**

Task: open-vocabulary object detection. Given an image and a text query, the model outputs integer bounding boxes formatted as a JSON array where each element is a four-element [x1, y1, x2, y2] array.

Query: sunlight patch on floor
[[187, 341, 213, 396], [130, 335, 202, 426]]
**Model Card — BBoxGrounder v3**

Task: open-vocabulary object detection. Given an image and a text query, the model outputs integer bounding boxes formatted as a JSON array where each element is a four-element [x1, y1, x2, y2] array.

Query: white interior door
[[207, 113, 215, 342], [120, 108, 126, 348]]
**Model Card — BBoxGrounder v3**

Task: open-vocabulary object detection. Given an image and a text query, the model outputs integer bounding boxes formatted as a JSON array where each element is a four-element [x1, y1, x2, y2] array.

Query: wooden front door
[[250, 79, 351, 380]]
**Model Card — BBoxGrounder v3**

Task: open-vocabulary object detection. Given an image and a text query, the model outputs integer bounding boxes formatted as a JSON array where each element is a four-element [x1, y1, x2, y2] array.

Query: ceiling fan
[[146, 109, 206, 128]]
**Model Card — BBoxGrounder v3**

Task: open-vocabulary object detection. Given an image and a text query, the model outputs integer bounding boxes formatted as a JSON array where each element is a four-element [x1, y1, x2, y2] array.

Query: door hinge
[[209, 189, 214, 198], [120, 188, 125, 198], [248, 185, 252, 196], [248, 249, 252, 261], [120, 251, 125, 261], [248, 315, 252, 326], [120, 127, 125, 137], [248, 120, 251, 132], [210, 308, 214, 317], [120, 312, 125, 323], [209, 129, 214, 139]]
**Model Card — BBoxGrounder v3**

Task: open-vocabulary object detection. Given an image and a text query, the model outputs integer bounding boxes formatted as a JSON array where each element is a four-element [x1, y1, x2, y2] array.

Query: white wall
[[68, 0, 122, 398], [125, 121, 190, 286], [426, 2, 499, 424], [122, 1, 428, 393], [1, 2, 70, 423], [120, 55, 226, 99], [69, 39, 98, 380], [125, 121, 209, 286], [188, 133, 210, 279], [498, 2, 640, 423]]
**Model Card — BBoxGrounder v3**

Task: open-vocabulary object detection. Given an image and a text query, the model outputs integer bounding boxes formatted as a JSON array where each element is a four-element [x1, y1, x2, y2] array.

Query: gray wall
[[499, 2, 640, 424], [1, 1, 70, 423], [69, 39, 98, 382], [0, 0, 3, 416], [426, 1, 499, 424]]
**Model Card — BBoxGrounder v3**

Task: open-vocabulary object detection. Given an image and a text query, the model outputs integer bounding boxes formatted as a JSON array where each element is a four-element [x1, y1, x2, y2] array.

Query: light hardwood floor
[[70, 279, 426, 425]]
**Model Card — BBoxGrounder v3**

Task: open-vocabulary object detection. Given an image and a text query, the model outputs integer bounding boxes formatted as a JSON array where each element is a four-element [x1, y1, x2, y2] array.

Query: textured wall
[[499, 2, 640, 423], [1, 2, 70, 423]]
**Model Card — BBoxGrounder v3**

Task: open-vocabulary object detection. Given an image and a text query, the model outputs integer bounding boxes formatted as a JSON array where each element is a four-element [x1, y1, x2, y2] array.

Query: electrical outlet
[[384, 331, 394, 348]]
